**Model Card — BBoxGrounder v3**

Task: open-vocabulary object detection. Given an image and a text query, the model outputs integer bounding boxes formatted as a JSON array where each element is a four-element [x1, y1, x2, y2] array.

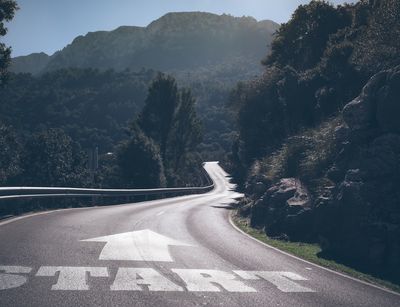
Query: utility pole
[[88, 146, 99, 186], [88, 146, 99, 206]]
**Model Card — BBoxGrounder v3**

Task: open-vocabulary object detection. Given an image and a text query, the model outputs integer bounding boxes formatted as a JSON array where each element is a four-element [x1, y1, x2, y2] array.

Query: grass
[[232, 212, 400, 294]]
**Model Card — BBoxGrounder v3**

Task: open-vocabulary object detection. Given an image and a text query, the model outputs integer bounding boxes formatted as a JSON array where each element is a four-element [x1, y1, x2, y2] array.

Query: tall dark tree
[[137, 73, 179, 159], [168, 88, 202, 171], [0, 0, 18, 85]]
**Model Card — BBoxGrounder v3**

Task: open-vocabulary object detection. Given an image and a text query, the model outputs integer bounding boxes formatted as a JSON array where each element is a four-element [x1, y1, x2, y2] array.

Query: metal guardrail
[[0, 185, 214, 200], [0, 165, 215, 201]]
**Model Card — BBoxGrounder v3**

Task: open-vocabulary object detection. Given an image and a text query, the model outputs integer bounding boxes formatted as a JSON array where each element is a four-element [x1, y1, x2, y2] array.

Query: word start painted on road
[[0, 230, 315, 293], [0, 266, 314, 293]]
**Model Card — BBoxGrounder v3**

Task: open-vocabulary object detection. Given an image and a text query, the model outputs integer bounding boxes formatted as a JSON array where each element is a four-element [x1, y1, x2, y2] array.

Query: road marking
[[172, 269, 257, 292], [36, 266, 109, 290], [1, 265, 317, 293], [156, 211, 165, 216], [81, 229, 192, 262], [111, 268, 183, 291], [0, 266, 32, 290], [234, 271, 314, 293]]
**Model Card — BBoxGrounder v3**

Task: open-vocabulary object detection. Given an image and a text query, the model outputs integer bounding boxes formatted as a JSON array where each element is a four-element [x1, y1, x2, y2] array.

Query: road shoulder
[[229, 211, 400, 295]]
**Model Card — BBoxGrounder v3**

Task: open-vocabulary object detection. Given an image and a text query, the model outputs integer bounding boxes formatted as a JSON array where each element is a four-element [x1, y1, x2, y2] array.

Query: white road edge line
[[0, 207, 91, 227], [228, 212, 400, 297]]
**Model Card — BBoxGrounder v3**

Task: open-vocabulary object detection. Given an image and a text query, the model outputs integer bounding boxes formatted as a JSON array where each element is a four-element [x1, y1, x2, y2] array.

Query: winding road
[[0, 162, 399, 306]]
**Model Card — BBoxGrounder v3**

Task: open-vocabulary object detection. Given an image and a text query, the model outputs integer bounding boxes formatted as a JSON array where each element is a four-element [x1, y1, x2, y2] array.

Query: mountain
[[10, 12, 279, 79], [11, 52, 51, 75]]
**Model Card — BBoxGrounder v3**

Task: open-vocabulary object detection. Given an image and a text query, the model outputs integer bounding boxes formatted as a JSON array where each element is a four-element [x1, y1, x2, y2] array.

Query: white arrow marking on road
[[81, 230, 192, 262]]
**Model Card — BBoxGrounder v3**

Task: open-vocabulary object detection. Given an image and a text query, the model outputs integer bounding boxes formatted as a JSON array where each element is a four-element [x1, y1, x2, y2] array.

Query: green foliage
[[0, 0, 18, 85], [231, 0, 400, 185], [17, 129, 88, 187], [254, 117, 341, 186], [264, 0, 351, 71], [137, 74, 203, 186], [138, 73, 179, 158], [168, 88, 202, 171], [116, 126, 166, 188], [0, 123, 21, 184], [0, 68, 155, 151], [235, 67, 286, 164], [351, 0, 400, 73]]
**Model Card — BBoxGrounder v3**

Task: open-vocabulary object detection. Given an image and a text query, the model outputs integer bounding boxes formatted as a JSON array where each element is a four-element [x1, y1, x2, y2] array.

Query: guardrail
[[0, 184, 215, 200], [0, 164, 215, 201]]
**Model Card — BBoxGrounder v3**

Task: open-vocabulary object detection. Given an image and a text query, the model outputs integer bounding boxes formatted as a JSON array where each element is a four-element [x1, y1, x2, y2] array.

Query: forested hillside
[[9, 12, 279, 162], [0, 69, 155, 151], [0, 70, 203, 191], [231, 0, 400, 284]]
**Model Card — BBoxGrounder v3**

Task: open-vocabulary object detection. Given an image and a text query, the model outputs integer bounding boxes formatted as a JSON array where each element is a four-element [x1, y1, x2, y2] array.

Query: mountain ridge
[[10, 12, 279, 77]]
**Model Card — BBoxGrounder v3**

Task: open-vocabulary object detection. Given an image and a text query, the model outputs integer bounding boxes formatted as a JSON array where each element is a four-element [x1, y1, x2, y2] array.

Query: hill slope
[[11, 12, 279, 79]]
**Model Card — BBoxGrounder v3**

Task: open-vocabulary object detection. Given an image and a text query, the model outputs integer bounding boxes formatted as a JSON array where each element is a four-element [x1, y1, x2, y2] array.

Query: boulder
[[245, 179, 269, 196], [343, 71, 387, 130], [343, 65, 400, 134], [267, 178, 298, 205], [250, 178, 312, 240]]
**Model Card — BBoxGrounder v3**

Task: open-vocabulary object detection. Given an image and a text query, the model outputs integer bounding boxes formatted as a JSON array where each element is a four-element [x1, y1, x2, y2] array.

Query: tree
[[263, 0, 351, 71], [351, 0, 400, 73], [19, 129, 87, 186], [0, 123, 21, 184], [116, 125, 166, 188], [137, 73, 179, 159], [168, 88, 202, 171], [236, 68, 286, 165], [0, 0, 18, 85]]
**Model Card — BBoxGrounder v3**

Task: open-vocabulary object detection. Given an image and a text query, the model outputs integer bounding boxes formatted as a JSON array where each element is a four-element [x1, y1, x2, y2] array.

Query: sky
[[3, 0, 355, 57]]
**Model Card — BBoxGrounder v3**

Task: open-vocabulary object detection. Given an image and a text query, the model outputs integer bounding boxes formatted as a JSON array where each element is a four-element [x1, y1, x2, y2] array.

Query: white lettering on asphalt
[[234, 271, 314, 293], [111, 268, 183, 291], [0, 266, 32, 290], [1, 265, 317, 293], [36, 266, 109, 290], [172, 269, 257, 292]]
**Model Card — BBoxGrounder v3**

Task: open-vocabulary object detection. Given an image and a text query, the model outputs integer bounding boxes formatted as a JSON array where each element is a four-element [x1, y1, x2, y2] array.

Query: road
[[0, 162, 399, 306]]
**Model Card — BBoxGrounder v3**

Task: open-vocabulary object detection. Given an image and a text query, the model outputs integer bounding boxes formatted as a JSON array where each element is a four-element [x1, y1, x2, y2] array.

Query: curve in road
[[0, 162, 399, 306]]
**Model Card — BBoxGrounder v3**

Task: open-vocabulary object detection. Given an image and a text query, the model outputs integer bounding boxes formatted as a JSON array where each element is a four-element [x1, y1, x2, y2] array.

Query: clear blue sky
[[3, 0, 354, 57]]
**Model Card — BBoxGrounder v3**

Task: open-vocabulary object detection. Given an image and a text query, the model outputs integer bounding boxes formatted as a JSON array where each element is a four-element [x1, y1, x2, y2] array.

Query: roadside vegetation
[[229, 0, 400, 288]]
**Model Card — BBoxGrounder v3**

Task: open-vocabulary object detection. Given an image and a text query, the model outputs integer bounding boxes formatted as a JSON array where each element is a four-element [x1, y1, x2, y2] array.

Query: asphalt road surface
[[0, 162, 399, 306]]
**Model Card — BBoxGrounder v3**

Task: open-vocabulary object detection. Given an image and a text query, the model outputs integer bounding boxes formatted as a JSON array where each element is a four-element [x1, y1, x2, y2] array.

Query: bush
[[116, 127, 166, 188]]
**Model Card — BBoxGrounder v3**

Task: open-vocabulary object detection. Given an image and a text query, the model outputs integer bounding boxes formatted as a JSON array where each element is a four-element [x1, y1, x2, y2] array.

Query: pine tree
[[0, 0, 18, 85], [137, 73, 178, 159]]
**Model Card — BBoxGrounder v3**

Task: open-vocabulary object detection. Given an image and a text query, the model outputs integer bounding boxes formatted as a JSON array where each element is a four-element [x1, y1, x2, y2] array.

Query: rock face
[[243, 65, 400, 279], [376, 66, 400, 133], [322, 66, 400, 276], [343, 64, 400, 133], [250, 178, 313, 241], [342, 71, 386, 130]]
